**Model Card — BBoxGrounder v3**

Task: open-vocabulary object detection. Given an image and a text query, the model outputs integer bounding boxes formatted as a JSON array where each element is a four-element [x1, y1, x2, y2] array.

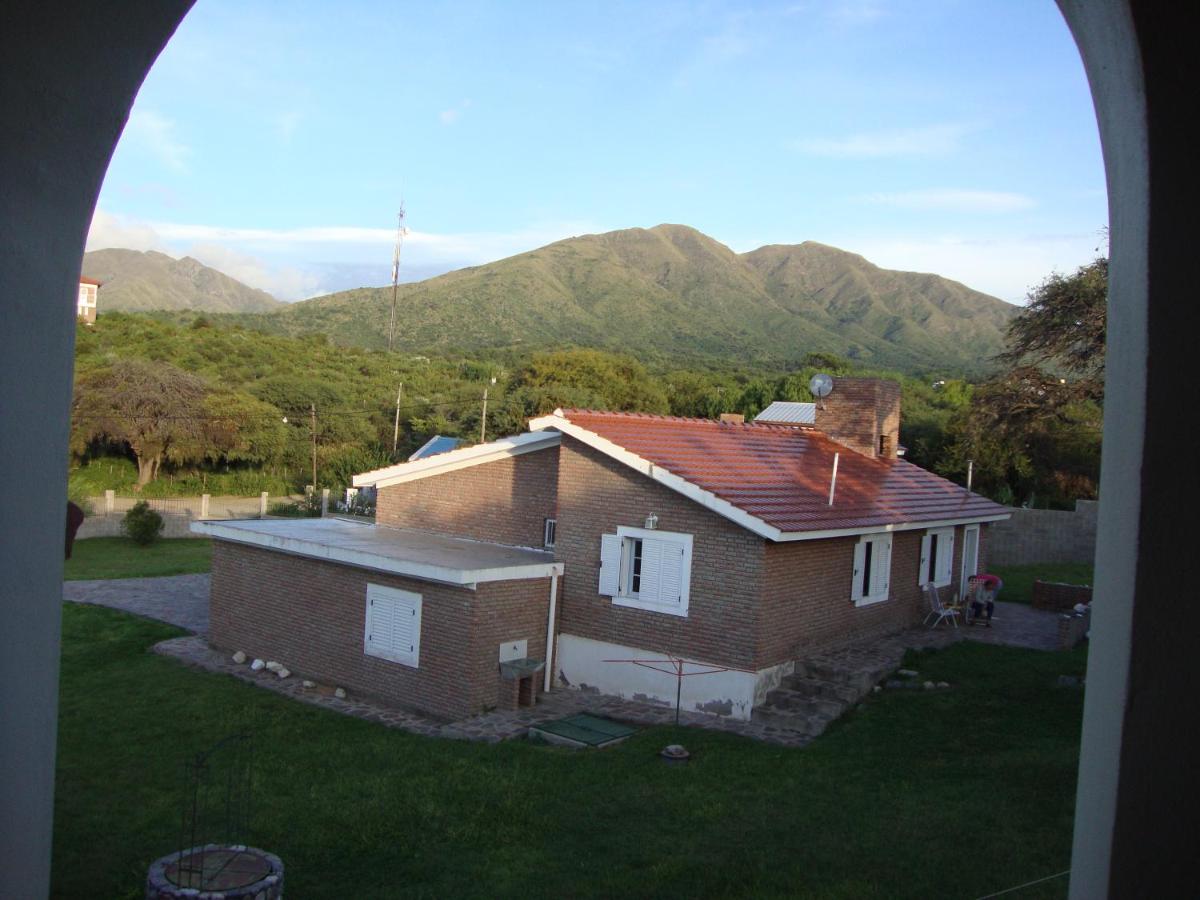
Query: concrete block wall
[[987, 500, 1098, 566], [375, 448, 557, 549], [208, 542, 550, 720]]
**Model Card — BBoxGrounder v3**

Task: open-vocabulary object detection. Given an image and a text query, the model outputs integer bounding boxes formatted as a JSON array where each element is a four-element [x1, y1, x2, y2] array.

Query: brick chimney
[[719, 413, 745, 424], [813, 377, 901, 459]]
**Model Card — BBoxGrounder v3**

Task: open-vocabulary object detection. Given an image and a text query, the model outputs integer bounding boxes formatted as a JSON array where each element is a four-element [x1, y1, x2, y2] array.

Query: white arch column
[[0, 3, 193, 895]]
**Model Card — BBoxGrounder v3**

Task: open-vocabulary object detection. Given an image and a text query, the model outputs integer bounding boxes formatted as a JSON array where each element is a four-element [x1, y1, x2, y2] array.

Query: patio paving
[[955, 600, 1064, 651], [63, 574, 211, 635]]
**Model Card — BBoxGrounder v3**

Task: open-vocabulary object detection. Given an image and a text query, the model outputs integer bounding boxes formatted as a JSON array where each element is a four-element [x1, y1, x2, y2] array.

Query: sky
[[87, 0, 1107, 304]]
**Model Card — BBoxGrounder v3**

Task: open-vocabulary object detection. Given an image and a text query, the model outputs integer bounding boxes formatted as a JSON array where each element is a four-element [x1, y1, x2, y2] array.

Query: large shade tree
[[942, 256, 1107, 506], [72, 359, 210, 489]]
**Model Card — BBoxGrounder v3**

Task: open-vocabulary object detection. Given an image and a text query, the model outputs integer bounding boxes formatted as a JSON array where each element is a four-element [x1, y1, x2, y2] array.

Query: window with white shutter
[[919, 528, 955, 588], [597, 526, 692, 617], [363, 584, 422, 668], [852, 533, 893, 607]]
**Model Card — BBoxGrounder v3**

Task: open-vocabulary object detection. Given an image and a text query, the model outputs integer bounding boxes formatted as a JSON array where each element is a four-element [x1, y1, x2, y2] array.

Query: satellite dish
[[809, 373, 834, 399]]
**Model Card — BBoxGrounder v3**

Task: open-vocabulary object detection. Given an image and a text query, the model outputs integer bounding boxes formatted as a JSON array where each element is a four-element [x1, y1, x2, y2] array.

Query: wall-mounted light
[[645, 513, 658, 530]]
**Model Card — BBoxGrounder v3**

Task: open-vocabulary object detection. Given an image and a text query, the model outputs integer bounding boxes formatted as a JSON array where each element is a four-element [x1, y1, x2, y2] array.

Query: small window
[[920, 528, 955, 588], [598, 527, 692, 617], [543, 518, 557, 549], [364, 584, 422, 668], [852, 533, 892, 606]]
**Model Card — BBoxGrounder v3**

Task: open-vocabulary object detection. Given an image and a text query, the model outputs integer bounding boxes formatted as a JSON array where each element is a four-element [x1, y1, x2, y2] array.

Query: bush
[[122, 501, 164, 545], [267, 495, 322, 518]]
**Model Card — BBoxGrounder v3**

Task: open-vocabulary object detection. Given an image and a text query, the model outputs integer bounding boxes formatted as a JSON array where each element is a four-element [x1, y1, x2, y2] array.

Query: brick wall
[[987, 500, 1097, 565], [554, 438, 766, 671], [813, 378, 901, 459], [209, 542, 551, 720], [760, 523, 986, 663], [1032, 580, 1093, 612], [374, 447, 558, 549]]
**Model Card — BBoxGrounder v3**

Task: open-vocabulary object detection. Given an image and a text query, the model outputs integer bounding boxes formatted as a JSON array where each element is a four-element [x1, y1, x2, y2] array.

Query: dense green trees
[[72, 301, 1103, 508]]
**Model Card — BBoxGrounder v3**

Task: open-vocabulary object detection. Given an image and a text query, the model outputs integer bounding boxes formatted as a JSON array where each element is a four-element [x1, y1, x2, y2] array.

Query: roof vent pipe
[[828, 453, 840, 506]]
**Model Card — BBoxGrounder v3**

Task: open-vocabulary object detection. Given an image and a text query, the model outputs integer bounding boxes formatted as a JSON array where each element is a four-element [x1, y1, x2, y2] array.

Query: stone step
[[761, 687, 845, 720], [780, 673, 865, 704], [793, 656, 896, 692], [749, 704, 830, 736]]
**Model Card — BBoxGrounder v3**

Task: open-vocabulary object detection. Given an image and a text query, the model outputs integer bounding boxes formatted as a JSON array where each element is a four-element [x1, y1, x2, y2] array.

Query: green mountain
[[82, 248, 284, 314], [197, 225, 1019, 373]]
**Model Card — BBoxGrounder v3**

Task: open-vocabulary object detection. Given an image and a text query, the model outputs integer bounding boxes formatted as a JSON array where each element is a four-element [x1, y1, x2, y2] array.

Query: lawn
[[64, 537, 211, 580], [53, 604, 1085, 899], [990, 563, 1094, 605]]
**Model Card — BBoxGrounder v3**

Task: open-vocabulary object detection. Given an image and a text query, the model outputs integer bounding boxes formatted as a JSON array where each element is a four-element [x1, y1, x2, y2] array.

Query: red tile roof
[[555, 409, 1008, 535]]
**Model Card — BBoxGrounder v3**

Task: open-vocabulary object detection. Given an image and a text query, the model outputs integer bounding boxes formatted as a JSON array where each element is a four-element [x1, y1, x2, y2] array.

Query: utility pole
[[392, 381, 404, 456], [480, 377, 496, 443], [387, 204, 407, 352], [310, 403, 318, 490]]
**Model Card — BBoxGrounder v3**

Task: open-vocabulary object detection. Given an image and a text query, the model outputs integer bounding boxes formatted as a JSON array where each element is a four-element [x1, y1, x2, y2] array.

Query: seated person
[[968, 574, 1002, 626]]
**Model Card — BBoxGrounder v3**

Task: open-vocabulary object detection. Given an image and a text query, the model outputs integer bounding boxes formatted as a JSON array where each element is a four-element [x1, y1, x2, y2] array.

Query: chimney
[[813, 378, 901, 459], [719, 413, 745, 424]]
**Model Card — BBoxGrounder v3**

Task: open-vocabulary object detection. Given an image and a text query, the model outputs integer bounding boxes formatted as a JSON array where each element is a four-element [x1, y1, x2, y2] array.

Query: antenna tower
[[387, 204, 408, 352]]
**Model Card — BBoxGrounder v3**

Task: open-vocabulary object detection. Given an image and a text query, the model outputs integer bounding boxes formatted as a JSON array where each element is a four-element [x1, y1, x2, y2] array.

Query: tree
[[71, 359, 210, 488], [942, 257, 1108, 506], [998, 256, 1108, 392]]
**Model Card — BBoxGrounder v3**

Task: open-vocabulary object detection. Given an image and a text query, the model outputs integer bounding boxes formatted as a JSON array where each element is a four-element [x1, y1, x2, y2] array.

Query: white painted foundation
[[556, 634, 791, 720]]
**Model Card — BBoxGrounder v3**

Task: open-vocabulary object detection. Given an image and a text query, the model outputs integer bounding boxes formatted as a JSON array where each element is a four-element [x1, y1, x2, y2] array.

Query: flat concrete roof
[[191, 518, 562, 586]]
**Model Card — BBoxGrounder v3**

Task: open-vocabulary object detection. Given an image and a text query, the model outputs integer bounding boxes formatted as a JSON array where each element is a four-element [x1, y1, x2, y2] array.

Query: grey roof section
[[191, 517, 561, 585], [754, 401, 816, 425]]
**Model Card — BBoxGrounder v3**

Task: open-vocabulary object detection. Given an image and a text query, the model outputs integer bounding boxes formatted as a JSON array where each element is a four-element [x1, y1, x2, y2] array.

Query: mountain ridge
[[90, 225, 1017, 374], [81, 248, 284, 314]]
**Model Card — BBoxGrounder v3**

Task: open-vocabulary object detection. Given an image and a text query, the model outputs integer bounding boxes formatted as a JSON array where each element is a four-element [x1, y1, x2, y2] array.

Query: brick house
[[198, 378, 1007, 722]]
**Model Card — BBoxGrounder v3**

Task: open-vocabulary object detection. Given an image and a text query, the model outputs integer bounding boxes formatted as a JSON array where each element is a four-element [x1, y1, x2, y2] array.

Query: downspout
[[544, 568, 560, 693]]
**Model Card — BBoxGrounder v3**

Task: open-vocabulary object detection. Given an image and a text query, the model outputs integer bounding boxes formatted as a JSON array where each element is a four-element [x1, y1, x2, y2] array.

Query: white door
[[960, 525, 980, 600]]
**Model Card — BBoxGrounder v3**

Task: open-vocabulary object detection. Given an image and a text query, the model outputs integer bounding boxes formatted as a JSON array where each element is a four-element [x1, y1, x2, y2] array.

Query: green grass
[[53, 604, 1085, 899], [64, 537, 212, 580], [991, 563, 1095, 605]]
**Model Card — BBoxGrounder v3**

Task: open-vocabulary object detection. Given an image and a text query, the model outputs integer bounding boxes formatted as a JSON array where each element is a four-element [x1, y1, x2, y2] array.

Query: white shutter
[[636, 538, 665, 604], [875, 535, 892, 597], [939, 531, 955, 585], [919, 534, 931, 586], [598, 534, 621, 596], [656, 540, 685, 607], [851, 540, 866, 603], [364, 584, 421, 668]]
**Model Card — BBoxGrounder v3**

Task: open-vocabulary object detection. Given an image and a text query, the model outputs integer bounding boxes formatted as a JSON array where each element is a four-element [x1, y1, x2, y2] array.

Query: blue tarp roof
[[409, 434, 462, 461]]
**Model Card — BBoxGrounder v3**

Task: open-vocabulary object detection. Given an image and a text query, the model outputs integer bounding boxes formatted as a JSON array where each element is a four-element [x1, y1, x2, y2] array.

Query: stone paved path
[[955, 600, 1062, 651], [63, 574, 211, 634]]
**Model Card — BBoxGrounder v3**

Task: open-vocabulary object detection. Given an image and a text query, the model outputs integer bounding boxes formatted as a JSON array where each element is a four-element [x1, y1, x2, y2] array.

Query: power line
[[69, 394, 518, 424]]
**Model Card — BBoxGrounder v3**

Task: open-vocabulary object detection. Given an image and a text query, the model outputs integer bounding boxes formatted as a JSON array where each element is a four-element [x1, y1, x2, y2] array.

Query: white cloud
[[438, 99, 472, 126], [860, 189, 1036, 213], [843, 233, 1102, 303], [791, 123, 973, 158], [124, 109, 193, 173], [186, 243, 322, 300], [85, 208, 168, 253], [273, 111, 303, 142], [828, 1, 885, 26]]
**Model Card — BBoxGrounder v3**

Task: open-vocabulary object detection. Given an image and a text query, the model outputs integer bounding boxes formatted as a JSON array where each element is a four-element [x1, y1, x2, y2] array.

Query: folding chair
[[923, 582, 961, 629]]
